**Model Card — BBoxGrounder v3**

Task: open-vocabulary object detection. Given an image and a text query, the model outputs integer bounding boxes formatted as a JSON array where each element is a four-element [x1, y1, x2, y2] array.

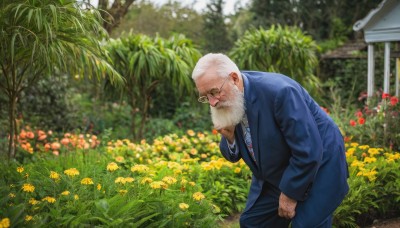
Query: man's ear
[[230, 72, 240, 85]]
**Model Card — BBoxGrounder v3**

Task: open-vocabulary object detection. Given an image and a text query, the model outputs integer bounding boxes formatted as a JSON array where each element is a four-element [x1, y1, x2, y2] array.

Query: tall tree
[[248, 0, 382, 41], [97, 0, 136, 33], [203, 0, 232, 52], [0, 0, 123, 158]]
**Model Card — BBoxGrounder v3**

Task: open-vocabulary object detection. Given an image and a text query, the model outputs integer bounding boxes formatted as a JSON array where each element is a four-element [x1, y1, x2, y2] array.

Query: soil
[[365, 217, 400, 228], [219, 214, 400, 228]]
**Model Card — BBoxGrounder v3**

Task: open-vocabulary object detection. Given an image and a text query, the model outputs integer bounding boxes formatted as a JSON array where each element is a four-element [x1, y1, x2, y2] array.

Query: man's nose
[[208, 96, 219, 107]]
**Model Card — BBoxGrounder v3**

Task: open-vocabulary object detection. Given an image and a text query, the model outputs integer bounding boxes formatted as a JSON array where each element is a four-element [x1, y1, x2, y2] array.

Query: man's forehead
[[196, 74, 221, 94]]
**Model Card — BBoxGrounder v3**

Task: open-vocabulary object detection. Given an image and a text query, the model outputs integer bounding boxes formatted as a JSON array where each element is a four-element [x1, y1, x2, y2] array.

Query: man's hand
[[278, 192, 297, 219], [217, 126, 235, 144]]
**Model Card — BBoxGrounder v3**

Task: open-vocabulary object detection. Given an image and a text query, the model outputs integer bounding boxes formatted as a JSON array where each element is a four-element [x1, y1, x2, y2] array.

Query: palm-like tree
[[229, 25, 321, 99], [106, 33, 201, 139], [0, 0, 123, 158]]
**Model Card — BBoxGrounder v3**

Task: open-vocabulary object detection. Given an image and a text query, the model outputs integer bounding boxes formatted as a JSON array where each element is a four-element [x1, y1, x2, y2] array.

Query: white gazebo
[[353, 0, 400, 97]]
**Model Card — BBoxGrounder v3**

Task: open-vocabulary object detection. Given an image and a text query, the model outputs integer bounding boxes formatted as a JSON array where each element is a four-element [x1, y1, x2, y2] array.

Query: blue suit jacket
[[220, 71, 349, 226]]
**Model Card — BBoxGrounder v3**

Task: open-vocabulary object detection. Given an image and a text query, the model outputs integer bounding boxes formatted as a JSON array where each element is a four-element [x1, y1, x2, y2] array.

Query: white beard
[[210, 86, 245, 129]]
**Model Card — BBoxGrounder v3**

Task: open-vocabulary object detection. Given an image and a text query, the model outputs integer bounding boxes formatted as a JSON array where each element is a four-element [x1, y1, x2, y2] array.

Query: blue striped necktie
[[241, 116, 256, 162]]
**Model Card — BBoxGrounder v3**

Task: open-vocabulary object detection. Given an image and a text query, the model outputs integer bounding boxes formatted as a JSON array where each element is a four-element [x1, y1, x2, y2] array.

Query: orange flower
[[19, 130, 27, 139], [60, 138, 70, 146], [349, 120, 356, 127], [44, 143, 51, 151], [26, 131, 35, 139], [212, 129, 218, 135], [358, 117, 365, 125], [51, 142, 61, 150]]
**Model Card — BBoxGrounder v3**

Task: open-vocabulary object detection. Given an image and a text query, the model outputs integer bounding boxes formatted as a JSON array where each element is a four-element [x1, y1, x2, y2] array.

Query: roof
[[353, 0, 400, 43], [321, 41, 367, 59]]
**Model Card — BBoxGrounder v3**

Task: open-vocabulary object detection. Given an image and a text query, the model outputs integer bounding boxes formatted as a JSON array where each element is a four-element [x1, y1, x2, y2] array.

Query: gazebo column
[[396, 57, 399, 97], [368, 44, 375, 97], [383, 42, 391, 94]]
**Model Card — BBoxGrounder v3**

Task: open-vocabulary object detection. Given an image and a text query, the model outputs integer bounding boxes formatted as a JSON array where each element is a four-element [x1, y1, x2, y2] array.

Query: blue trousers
[[240, 182, 333, 228]]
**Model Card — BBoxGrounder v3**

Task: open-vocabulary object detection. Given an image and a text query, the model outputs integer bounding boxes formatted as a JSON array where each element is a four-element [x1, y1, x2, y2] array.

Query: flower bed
[[1, 129, 399, 227]]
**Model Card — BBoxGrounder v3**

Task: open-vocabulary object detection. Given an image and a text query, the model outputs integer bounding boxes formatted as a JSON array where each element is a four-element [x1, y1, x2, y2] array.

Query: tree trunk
[[8, 93, 17, 159], [130, 96, 138, 140], [98, 0, 136, 34]]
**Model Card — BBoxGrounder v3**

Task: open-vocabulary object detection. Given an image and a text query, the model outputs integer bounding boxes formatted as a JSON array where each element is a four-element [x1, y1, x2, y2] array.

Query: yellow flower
[[61, 191, 70, 196], [64, 168, 80, 177], [358, 145, 369, 150], [368, 148, 380, 156], [150, 181, 168, 189], [131, 164, 149, 173], [124, 177, 134, 183], [41, 196, 56, 203], [0, 218, 10, 228], [119, 189, 128, 195], [22, 183, 35, 193], [162, 176, 177, 185], [29, 198, 39, 205], [350, 142, 359, 147], [188, 182, 196, 186], [107, 162, 119, 172], [187, 130, 195, 136], [192, 192, 205, 201], [25, 215, 33, 222], [115, 177, 127, 185], [364, 157, 377, 163], [141, 177, 153, 184], [97, 184, 102, 190], [81, 178, 94, 185], [234, 167, 241, 173], [179, 203, 189, 211], [50, 171, 60, 180], [74, 195, 79, 200], [181, 179, 188, 185], [17, 166, 24, 173], [8, 193, 16, 198], [115, 156, 125, 162]]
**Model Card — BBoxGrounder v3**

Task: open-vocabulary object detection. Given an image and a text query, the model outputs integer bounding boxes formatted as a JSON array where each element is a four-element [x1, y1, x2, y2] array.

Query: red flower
[[390, 96, 398, 106], [350, 120, 357, 127], [358, 117, 365, 125], [382, 93, 390, 99], [355, 110, 363, 118]]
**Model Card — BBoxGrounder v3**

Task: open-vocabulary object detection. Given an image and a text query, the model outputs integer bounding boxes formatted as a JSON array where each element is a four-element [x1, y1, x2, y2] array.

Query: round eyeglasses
[[198, 76, 230, 103]]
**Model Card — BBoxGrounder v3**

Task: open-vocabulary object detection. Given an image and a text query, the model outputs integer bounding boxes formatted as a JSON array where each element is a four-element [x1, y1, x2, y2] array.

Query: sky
[[90, 0, 250, 15], [151, 0, 250, 15]]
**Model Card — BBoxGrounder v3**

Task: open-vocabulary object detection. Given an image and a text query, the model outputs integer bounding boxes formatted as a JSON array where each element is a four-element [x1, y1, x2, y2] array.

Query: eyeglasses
[[198, 76, 230, 103]]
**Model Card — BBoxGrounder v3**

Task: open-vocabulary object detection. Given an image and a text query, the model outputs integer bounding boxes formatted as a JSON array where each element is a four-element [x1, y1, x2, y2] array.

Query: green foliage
[[0, 0, 123, 158], [229, 25, 321, 100], [105, 33, 201, 139]]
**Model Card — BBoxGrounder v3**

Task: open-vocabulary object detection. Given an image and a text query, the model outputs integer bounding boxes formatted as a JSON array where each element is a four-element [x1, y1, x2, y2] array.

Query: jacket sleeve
[[274, 86, 323, 201], [220, 136, 242, 163]]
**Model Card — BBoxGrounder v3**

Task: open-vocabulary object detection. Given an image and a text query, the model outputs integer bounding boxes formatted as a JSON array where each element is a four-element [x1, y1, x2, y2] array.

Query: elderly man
[[192, 53, 349, 228]]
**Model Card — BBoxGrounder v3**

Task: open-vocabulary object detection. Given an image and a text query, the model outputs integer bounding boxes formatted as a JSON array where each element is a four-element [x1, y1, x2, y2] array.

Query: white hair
[[192, 53, 241, 81]]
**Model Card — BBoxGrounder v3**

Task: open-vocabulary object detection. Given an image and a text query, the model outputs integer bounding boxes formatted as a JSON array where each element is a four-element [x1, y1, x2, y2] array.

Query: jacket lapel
[[242, 73, 260, 168]]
